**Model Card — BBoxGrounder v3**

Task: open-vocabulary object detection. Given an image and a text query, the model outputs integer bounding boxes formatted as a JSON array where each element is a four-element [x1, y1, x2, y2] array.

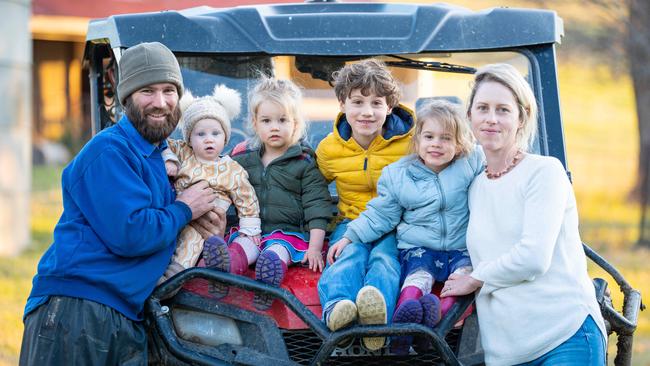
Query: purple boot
[[414, 294, 441, 353], [389, 299, 423, 355], [254, 250, 287, 310], [202, 236, 231, 298]]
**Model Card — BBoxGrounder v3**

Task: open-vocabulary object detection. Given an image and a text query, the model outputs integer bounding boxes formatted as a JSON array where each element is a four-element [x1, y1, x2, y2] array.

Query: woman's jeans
[[318, 219, 400, 321], [516, 315, 606, 366]]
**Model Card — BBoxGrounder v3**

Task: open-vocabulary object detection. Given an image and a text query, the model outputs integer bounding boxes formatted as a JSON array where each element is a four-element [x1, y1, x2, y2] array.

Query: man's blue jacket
[[28, 116, 192, 320]]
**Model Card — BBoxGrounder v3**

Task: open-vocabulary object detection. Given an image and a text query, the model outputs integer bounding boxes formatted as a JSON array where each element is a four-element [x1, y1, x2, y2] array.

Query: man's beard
[[124, 98, 181, 144]]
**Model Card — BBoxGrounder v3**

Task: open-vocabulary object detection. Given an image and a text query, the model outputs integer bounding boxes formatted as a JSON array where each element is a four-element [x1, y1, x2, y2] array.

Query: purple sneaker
[[253, 251, 287, 310], [389, 299, 423, 355], [202, 236, 230, 298], [414, 294, 441, 353]]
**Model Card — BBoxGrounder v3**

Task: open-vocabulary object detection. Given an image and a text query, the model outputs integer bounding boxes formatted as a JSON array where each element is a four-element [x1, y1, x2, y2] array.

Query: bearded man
[[20, 42, 223, 365]]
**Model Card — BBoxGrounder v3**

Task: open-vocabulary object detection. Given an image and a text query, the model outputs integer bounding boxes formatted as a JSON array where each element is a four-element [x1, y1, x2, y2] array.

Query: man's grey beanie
[[117, 42, 184, 106]]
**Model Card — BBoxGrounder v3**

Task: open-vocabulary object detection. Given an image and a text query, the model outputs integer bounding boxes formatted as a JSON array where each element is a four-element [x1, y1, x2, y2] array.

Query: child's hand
[[301, 248, 325, 272], [165, 161, 179, 177], [327, 238, 352, 265]]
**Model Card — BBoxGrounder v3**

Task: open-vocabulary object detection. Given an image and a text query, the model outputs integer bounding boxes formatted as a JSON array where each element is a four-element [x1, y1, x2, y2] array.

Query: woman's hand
[[441, 273, 483, 297], [326, 238, 351, 265], [190, 207, 227, 239]]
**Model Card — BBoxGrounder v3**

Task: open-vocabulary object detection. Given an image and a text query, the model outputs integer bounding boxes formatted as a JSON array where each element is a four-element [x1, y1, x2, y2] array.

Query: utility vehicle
[[83, 2, 643, 365]]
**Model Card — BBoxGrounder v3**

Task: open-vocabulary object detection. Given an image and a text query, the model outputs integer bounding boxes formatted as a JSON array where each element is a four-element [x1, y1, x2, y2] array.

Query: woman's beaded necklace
[[485, 150, 524, 179]]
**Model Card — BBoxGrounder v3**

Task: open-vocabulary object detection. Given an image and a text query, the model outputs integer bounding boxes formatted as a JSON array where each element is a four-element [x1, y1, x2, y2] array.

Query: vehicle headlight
[[172, 308, 243, 346]]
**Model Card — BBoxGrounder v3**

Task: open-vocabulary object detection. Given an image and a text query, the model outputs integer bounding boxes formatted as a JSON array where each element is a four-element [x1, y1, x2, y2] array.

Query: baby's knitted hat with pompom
[[179, 84, 241, 143]]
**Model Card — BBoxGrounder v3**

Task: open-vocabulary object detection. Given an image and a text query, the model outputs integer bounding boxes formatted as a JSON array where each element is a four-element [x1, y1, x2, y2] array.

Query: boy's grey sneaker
[[356, 285, 387, 351], [326, 299, 358, 331]]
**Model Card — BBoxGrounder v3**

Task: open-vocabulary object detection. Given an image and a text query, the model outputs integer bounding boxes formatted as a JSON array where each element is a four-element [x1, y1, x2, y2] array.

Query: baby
[[159, 84, 261, 283]]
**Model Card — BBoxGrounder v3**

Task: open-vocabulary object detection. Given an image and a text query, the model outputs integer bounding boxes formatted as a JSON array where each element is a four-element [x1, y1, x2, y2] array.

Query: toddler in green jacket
[[217, 77, 333, 310]]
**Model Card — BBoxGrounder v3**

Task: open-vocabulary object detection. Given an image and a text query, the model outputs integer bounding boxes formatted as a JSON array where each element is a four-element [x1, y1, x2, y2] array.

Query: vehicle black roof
[[85, 2, 563, 55]]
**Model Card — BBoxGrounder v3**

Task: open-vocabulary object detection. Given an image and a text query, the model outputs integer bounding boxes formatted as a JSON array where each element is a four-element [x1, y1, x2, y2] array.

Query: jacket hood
[[334, 104, 414, 142], [231, 139, 314, 159], [258, 142, 314, 160]]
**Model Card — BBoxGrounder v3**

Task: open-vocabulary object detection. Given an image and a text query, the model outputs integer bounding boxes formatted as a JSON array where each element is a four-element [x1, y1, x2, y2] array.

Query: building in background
[[30, 0, 297, 159]]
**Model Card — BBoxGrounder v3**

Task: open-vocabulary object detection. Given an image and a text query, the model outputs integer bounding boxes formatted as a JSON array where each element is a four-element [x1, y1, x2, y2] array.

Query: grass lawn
[[0, 165, 63, 366]]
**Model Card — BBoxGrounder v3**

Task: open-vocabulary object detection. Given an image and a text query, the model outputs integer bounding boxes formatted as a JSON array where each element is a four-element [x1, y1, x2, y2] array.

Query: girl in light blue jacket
[[328, 99, 484, 354]]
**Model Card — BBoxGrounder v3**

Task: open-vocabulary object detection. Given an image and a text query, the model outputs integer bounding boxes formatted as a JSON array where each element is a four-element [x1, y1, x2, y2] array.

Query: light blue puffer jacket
[[344, 147, 484, 251]]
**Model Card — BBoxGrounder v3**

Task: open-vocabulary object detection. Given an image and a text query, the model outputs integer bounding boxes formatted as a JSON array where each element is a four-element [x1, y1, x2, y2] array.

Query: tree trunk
[[627, 0, 650, 247]]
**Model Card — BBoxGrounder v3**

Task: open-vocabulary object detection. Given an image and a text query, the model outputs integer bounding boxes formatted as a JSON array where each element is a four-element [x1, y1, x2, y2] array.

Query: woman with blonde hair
[[443, 63, 606, 365]]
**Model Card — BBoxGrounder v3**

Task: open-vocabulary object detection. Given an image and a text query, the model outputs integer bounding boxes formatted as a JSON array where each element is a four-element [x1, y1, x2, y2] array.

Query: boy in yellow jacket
[[316, 59, 414, 351]]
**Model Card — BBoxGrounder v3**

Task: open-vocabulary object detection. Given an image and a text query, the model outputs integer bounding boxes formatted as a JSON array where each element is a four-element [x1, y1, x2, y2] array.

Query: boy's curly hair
[[332, 59, 401, 107]]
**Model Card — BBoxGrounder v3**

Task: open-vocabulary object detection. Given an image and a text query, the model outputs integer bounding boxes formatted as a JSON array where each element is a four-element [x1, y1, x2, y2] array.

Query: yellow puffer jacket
[[316, 104, 414, 220]]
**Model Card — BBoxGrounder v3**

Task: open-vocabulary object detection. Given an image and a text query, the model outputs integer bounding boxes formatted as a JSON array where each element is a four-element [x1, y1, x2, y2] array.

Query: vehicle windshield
[[175, 51, 533, 152]]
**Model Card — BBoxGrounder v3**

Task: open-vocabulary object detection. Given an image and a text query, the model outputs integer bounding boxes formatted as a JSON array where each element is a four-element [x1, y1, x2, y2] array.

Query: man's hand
[[176, 181, 216, 220], [190, 208, 227, 239], [326, 238, 352, 265], [165, 161, 179, 177]]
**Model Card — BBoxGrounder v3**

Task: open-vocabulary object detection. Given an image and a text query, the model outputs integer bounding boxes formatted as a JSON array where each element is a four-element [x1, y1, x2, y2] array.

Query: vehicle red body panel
[[184, 263, 323, 329]]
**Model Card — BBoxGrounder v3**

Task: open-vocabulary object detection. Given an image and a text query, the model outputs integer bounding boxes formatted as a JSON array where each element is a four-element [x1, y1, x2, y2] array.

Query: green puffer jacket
[[232, 144, 333, 239]]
